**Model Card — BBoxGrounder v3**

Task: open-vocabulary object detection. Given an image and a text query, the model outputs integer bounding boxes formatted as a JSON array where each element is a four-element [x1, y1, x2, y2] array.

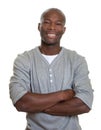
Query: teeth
[[48, 34, 56, 37]]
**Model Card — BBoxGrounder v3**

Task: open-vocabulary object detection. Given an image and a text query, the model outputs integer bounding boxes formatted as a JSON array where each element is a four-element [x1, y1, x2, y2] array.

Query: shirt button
[[49, 74, 52, 77], [50, 79, 53, 83], [49, 69, 52, 72]]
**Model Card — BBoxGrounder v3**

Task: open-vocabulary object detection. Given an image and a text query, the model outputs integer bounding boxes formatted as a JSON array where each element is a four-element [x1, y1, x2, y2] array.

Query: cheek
[[58, 30, 65, 36], [58, 27, 65, 34]]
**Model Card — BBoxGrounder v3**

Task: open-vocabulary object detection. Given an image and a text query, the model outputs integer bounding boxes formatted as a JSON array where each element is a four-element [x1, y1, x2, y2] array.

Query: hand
[[62, 89, 75, 101]]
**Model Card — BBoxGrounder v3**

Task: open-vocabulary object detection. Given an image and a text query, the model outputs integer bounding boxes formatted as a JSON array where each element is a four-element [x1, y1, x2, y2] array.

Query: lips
[[47, 33, 56, 38]]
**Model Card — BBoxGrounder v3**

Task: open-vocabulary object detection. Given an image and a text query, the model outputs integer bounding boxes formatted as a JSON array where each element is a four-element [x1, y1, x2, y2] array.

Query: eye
[[43, 20, 50, 24], [56, 22, 63, 26]]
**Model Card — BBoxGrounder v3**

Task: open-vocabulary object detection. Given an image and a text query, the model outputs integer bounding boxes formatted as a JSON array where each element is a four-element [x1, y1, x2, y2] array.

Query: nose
[[49, 23, 56, 30]]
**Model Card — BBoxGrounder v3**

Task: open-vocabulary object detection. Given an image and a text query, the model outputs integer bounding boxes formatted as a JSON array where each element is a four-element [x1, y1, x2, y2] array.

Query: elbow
[[14, 100, 37, 113], [83, 105, 91, 114], [15, 105, 23, 112], [14, 101, 28, 112], [85, 107, 91, 113]]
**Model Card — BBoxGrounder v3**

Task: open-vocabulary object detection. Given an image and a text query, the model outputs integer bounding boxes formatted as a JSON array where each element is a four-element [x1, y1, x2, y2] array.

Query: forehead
[[41, 10, 65, 23]]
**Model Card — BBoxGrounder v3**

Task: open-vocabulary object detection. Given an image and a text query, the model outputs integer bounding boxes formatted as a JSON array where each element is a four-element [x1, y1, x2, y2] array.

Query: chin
[[42, 38, 59, 46], [46, 40, 58, 45], [45, 42, 58, 46]]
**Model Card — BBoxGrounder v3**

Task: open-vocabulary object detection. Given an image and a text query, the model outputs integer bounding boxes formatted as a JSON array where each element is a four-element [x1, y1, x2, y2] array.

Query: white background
[[0, 0, 100, 129]]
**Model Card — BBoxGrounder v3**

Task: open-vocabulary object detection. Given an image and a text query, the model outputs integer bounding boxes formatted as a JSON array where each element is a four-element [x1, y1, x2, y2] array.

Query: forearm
[[14, 89, 74, 113], [44, 97, 90, 116], [15, 92, 63, 113]]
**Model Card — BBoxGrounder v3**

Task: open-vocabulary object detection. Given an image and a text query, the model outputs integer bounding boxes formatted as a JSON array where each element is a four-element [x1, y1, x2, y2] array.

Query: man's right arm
[[14, 90, 75, 113]]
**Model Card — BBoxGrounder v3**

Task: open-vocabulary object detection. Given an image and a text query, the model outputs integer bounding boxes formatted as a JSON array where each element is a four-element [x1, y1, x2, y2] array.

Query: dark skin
[[15, 90, 75, 113], [15, 9, 90, 115]]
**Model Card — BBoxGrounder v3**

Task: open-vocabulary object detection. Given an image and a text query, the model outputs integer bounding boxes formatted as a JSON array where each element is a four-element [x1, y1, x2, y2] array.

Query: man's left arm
[[44, 97, 90, 116]]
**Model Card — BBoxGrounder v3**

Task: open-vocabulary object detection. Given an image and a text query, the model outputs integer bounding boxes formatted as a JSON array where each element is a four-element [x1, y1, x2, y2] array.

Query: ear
[[63, 27, 66, 34], [38, 23, 41, 31]]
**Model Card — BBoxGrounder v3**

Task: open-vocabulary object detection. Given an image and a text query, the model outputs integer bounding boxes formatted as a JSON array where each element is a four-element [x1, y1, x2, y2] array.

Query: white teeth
[[48, 34, 56, 37]]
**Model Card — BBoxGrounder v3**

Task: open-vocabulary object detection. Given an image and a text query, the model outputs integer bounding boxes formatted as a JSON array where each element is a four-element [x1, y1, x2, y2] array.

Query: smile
[[47, 34, 56, 38]]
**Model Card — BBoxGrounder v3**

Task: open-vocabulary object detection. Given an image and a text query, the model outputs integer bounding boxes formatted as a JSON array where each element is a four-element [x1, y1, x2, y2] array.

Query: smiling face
[[38, 8, 66, 46]]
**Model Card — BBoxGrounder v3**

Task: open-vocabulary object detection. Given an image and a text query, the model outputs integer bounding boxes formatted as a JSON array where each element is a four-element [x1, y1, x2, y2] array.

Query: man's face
[[38, 10, 66, 45]]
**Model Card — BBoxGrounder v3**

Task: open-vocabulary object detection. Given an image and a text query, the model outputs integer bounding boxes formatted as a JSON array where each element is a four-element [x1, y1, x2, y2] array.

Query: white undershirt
[[42, 54, 58, 64]]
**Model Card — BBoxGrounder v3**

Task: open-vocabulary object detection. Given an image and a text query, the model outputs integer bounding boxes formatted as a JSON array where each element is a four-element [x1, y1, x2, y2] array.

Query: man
[[9, 8, 93, 130]]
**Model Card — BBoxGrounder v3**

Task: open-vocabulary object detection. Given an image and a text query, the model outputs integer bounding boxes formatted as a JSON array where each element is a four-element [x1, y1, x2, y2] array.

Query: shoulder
[[63, 47, 87, 67], [63, 47, 84, 60], [13, 47, 38, 67]]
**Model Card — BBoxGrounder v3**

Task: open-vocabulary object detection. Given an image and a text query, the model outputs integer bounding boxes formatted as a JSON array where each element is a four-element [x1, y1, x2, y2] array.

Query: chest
[[30, 54, 74, 93]]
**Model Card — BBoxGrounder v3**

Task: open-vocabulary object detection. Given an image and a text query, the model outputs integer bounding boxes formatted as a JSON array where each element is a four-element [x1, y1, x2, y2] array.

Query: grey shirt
[[9, 47, 93, 130]]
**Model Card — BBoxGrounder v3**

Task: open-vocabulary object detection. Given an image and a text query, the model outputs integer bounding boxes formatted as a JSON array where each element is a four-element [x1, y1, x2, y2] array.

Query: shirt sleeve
[[9, 52, 31, 104], [73, 55, 94, 109]]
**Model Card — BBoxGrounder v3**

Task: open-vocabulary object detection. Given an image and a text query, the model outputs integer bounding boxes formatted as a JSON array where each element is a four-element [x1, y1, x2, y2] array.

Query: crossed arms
[[12, 53, 92, 116], [14, 89, 90, 116]]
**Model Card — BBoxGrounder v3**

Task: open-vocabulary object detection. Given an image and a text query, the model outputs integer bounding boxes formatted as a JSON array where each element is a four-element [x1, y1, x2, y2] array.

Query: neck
[[39, 44, 61, 55]]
